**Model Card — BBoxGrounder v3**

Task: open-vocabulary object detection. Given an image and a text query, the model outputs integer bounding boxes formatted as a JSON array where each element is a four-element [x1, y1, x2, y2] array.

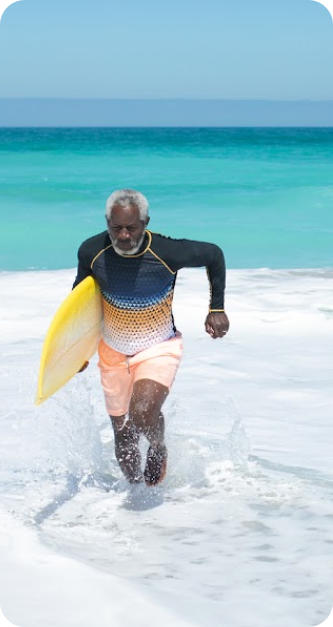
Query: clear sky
[[0, 0, 333, 99]]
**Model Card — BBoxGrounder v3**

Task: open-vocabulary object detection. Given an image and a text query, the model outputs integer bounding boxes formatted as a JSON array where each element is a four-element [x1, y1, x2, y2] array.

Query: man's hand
[[77, 360, 89, 373], [205, 311, 230, 339]]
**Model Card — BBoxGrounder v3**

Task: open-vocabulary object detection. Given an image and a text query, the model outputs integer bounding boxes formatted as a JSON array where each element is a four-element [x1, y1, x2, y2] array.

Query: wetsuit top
[[73, 230, 226, 355]]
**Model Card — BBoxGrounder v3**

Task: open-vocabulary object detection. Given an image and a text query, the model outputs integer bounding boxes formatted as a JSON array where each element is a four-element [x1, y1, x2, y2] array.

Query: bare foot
[[144, 444, 167, 486], [112, 419, 143, 484]]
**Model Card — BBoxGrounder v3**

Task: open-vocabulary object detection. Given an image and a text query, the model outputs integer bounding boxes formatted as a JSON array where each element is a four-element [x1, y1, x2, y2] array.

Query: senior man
[[73, 189, 229, 486]]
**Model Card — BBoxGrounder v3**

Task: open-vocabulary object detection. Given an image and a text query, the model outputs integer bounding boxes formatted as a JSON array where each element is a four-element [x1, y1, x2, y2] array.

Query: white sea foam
[[0, 267, 332, 627]]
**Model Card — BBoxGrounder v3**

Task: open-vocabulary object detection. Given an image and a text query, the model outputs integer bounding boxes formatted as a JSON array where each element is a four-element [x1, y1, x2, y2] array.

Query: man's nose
[[118, 228, 131, 239]]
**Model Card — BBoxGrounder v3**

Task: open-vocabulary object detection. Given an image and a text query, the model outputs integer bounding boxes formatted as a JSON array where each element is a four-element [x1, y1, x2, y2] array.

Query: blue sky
[[0, 0, 333, 99]]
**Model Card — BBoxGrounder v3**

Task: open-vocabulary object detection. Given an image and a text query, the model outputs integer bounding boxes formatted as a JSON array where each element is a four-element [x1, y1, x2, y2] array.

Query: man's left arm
[[161, 237, 230, 340], [200, 241, 230, 340]]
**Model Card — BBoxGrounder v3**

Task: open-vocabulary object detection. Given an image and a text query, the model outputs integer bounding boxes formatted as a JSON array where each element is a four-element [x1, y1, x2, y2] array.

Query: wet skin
[[110, 378, 168, 485]]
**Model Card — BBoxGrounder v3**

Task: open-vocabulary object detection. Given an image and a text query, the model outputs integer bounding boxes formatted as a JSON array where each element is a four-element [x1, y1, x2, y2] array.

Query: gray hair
[[105, 189, 149, 221]]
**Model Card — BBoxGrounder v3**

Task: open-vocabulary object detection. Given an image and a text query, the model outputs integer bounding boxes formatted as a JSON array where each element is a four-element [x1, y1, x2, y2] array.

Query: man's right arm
[[72, 235, 104, 373], [72, 231, 109, 289], [72, 243, 93, 289]]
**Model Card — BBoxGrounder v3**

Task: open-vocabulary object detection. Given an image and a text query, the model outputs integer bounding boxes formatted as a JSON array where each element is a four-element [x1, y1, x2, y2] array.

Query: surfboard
[[35, 276, 102, 405]]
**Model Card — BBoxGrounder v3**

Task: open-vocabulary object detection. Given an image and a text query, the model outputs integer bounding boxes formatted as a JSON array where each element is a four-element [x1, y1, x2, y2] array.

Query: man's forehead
[[108, 204, 141, 224]]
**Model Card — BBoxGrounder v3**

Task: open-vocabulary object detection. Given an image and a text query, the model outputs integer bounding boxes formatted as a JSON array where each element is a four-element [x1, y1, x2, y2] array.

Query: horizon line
[[1, 97, 333, 103], [2, 125, 333, 129]]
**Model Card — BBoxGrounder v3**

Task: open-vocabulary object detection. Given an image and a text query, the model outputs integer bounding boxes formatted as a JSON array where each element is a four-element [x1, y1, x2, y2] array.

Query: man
[[73, 189, 229, 486]]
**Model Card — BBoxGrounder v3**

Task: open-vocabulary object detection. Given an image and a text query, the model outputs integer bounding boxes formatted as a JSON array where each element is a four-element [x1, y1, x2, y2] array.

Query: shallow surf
[[0, 267, 332, 626]]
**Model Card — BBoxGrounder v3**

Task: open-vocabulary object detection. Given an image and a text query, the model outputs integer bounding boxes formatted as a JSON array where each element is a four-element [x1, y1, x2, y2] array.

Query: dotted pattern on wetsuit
[[102, 287, 175, 354], [93, 245, 177, 355]]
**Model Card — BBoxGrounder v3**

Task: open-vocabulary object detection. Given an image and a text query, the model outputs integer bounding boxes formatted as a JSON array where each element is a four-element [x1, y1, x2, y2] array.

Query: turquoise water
[[0, 127, 332, 270]]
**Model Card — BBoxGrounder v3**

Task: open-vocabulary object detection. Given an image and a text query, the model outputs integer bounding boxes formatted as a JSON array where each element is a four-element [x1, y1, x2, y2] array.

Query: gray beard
[[109, 231, 146, 256]]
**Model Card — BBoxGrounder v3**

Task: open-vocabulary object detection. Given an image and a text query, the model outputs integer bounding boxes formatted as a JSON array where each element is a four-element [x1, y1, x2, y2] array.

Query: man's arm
[[72, 237, 100, 373], [72, 244, 93, 373], [72, 231, 109, 289], [72, 243, 93, 289], [152, 235, 229, 339]]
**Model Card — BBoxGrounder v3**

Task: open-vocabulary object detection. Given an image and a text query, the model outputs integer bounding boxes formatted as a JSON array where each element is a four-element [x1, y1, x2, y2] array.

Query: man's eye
[[112, 227, 135, 232]]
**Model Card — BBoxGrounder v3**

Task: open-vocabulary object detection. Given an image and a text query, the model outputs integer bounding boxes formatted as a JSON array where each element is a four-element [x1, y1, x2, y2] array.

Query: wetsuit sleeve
[[154, 236, 226, 310], [72, 243, 93, 289], [72, 231, 109, 289]]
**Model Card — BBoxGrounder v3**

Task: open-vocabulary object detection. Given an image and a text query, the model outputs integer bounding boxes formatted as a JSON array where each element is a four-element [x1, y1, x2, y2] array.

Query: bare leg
[[129, 379, 169, 485], [110, 414, 143, 483]]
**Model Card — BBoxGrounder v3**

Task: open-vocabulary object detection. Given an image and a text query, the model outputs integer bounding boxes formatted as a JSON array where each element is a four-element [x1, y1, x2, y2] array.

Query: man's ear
[[145, 216, 150, 226]]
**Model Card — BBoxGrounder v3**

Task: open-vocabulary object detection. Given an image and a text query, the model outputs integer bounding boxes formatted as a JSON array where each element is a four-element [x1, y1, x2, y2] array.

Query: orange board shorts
[[97, 332, 183, 416]]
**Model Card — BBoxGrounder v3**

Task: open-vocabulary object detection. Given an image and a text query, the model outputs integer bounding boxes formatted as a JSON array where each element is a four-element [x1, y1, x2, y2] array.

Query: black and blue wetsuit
[[73, 230, 226, 355]]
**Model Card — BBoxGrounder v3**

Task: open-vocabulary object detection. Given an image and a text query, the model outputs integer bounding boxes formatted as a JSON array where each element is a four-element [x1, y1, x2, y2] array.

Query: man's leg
[[129, 378, 169, 486], [110, 414, 143, 483]]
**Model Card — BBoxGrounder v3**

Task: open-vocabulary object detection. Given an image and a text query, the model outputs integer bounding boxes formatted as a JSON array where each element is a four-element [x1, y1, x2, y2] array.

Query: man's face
[[106, 204, 148, 255]]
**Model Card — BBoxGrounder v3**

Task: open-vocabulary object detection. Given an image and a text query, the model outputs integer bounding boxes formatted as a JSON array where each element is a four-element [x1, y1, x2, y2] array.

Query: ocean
[[0, 127, 333, 270], [0, 127, 332, 627]]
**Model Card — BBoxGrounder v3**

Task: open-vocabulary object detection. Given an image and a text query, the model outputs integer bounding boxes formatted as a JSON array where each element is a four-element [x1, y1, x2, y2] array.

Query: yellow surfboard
[[35, 276, 102, 405]]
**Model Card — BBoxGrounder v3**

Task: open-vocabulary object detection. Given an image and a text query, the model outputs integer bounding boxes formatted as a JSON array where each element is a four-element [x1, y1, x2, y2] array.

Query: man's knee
[[129, 379, 168, 426]]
